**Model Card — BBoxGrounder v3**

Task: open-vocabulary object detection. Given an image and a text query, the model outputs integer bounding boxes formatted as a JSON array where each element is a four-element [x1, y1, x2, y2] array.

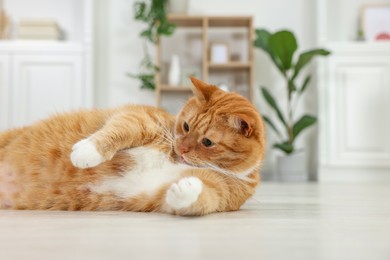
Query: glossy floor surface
[[1, 183, 389, 260]]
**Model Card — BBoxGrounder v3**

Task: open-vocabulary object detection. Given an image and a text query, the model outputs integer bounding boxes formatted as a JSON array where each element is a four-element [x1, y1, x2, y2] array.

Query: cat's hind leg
[[0, 128, 25, 148], [0, 162, 21, 209]]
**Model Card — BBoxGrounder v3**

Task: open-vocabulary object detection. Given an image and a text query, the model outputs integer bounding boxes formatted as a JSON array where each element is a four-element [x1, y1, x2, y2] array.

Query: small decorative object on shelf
[[210, 42, 229, 64], [356, 29, 365, 41], [16, 19, 63, 40], [361, 5, 390, 41], [0, 0, 9, 40], [168, 0, 189, 14], [0, 9, 9, 39], [168, 54, 181, 86]]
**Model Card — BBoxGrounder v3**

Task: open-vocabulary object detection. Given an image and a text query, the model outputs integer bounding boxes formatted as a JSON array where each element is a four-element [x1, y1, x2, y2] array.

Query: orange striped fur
[[0, 78, 265, 216]]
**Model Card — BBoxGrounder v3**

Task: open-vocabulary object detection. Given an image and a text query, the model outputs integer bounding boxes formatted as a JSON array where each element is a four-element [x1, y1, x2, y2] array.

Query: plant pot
[[277, 151, 308, 182], [169, 0, 189, 14]]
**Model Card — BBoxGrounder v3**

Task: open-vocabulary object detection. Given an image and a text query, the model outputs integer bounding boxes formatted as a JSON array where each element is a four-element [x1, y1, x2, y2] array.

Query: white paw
[[166, 177, 203, 210], [70, 138, 104, 169]]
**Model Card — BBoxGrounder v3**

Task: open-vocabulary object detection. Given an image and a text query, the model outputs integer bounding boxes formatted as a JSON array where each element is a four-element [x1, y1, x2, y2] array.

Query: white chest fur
[[88, 147, 190, 198]]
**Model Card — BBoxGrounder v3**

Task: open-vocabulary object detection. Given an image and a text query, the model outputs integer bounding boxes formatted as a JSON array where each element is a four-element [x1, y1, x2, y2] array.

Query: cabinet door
[[11, 54, 83, 127], [325, 54, 390, 167], [0, 54, 10, 131]]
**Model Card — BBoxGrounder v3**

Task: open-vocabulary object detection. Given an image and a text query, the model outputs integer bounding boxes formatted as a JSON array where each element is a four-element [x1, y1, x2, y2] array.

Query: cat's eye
[[202, 138, 213, 147], [183, 122, 189, 132]]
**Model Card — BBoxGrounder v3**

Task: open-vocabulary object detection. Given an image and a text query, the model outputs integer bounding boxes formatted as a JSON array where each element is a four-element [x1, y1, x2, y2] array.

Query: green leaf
[[300, 75, 311, 93], [292, 49, 330, 79], [139, 74, 155, 90], [288, 80, 297, 93], [292, 115, 317, 140], [254, 29, 284, 72], [261, 87, 288, 128], [274, 142, 294, 154], [268, 30, 298, 71], [158, 22, 176, 36], [131, 0, 174, 90], [140, 29, 152, 38], [254, 29, 272, 52], [263, 115, 283, 139], [134, 2, 148, 22]]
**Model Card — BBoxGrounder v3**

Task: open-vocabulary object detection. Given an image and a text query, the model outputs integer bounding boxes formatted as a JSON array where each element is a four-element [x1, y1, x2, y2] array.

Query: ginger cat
[[0, 78, 265, 216]]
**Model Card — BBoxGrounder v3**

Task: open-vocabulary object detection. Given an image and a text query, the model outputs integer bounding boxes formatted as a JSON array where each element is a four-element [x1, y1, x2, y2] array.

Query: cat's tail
[[0, 127, 26, 148]]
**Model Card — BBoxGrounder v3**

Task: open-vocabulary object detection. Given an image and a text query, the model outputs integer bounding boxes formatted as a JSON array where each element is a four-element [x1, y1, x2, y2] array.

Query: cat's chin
[[177, 155, 199, 168], [178, 155, 192, 166]]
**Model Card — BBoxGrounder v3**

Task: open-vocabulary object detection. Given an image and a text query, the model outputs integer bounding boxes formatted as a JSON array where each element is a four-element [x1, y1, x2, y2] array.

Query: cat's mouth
[[179, 155, 193, 166], [178, 155, 210, 170], [178, 155, 203, 168]]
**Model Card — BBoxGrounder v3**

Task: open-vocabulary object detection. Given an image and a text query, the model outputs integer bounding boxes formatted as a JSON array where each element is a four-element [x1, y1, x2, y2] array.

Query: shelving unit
[[156, 15, 254, 109]]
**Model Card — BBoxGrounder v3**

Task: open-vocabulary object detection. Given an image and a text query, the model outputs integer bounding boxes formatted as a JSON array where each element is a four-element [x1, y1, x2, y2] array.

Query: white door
[[0, 54, 10, 131], [11, 54, 84, 128]]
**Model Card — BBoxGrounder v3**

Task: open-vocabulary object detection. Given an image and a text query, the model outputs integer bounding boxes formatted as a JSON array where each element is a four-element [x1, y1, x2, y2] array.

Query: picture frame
[[209, 42, 230, 64], [361, 5, 390, 41], [181, 66, 202, 86]]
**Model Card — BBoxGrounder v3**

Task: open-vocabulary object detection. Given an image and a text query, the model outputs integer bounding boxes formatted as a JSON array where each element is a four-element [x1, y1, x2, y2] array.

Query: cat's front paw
[[70, 138, 104, 169], [166, 177, 203, 210]]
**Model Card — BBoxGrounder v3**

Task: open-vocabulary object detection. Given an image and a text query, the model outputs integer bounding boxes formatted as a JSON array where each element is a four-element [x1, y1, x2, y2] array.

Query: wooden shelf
[[168, 15, 203, 27], [208, 16, 252, 27], [157, 15, 254, 108], [160, 85, 192, 92], [208, 62, 252, 70], [168, 15, 252, 27]]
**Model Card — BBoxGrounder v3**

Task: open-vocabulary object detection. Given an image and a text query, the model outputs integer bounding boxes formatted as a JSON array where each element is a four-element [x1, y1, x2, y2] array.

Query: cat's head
[[174, 77, 266, 179]]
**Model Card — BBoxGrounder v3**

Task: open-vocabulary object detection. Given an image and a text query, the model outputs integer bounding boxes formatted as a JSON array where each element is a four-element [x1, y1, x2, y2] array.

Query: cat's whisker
[[151, 116, 175, 144], [205, 162, 257, 183], [160, 129, 174, 142], [155, 116, 174, 137], [154, 132, 173, 144]]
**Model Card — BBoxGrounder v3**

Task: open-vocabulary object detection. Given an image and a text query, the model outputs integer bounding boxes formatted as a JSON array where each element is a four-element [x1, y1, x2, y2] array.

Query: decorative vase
[[277, 151, 308, 182], [168, 54, 181, 86], [169, 0, 189, 14]]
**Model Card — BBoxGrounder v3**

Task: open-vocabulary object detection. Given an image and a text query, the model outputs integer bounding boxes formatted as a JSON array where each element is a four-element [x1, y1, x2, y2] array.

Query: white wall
[[94, 0, 319, 180]]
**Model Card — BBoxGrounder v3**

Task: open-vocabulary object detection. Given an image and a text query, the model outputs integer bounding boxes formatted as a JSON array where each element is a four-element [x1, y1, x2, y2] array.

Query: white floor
[[1, 183, 390, 260]]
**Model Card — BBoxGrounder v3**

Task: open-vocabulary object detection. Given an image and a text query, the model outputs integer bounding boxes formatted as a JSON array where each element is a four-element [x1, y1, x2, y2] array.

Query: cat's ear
[[228, 115, 254, 137], [190, 77, 217, 103]]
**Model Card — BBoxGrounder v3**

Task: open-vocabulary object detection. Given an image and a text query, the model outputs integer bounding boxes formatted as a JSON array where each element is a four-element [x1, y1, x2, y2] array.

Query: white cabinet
[[11, 54, 83, 127], [318, 43, 390, 182], [317, 0, 390, 182], [0, 0, 93, 130], [0, 55, 10, 130], [0, 43, 92, 130]]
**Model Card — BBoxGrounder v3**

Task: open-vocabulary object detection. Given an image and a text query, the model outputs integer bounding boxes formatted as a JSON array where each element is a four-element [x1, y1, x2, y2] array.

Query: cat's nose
[[179, 144, 189, 154]]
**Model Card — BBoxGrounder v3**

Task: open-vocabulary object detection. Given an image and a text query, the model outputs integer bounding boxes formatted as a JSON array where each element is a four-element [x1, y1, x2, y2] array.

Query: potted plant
[[254, 29, 330, 181], [129, 0, 176, 90]]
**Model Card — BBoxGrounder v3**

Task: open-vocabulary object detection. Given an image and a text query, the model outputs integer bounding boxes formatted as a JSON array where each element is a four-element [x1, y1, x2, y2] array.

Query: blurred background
[[1, 0, 389, 183]]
